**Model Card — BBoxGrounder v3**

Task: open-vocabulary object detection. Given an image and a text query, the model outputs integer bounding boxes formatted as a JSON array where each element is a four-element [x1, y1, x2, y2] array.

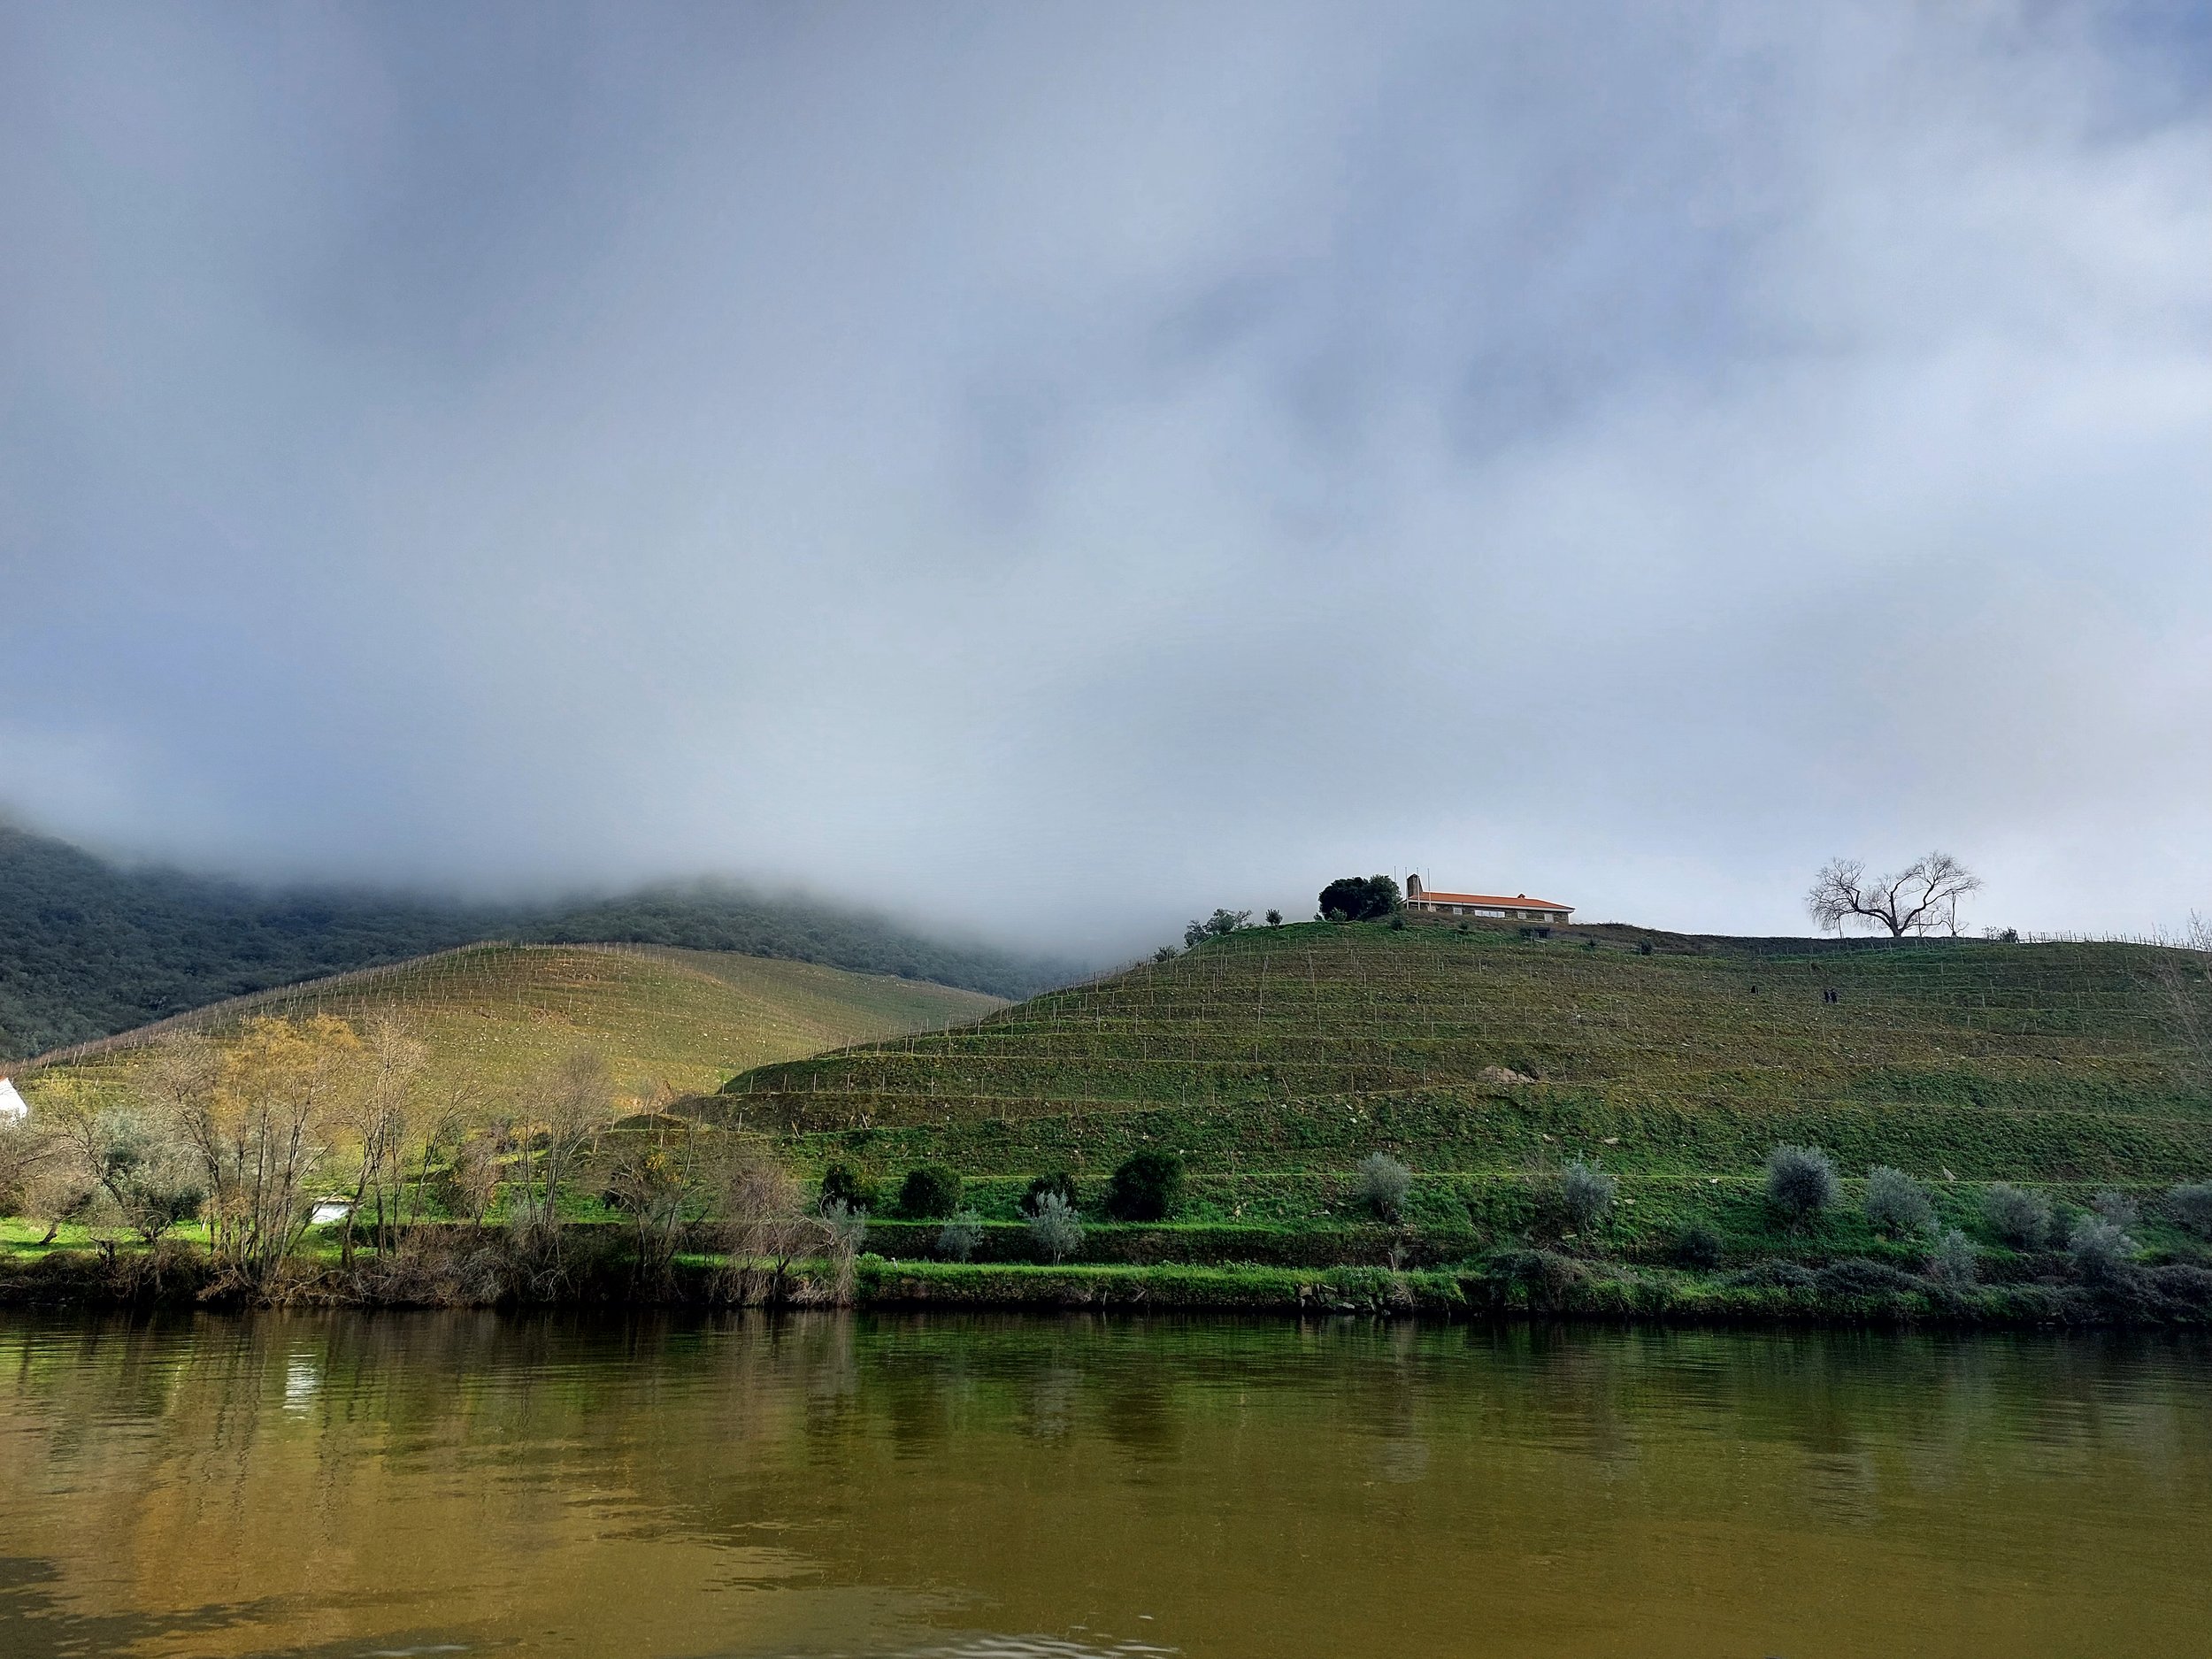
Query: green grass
[[704, 918, 2212, 1264], [22, 941, 1002, 1108]]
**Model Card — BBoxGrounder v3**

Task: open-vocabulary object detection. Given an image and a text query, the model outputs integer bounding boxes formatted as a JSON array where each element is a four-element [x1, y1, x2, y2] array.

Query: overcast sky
[[4, 2, 2209, 957]]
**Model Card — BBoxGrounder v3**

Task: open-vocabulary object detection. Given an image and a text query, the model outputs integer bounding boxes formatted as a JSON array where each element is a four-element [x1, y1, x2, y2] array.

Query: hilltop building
[[1404, 876, 1572, 925]]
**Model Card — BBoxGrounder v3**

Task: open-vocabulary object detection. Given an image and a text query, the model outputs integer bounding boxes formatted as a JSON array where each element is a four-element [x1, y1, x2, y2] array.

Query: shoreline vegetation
[[6, 1197, 2211, 1326], [6, 914, 2212, 1327], [4, 1234, 2211, 1329]]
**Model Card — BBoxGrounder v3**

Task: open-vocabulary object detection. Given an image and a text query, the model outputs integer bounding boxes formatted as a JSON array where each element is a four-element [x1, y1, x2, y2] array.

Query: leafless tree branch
[[1808, 851, 1981, 937]]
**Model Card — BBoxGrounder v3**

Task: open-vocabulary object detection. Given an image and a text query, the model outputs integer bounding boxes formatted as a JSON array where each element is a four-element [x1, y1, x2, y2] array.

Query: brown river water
[[0, 1312, 2205, 1658]]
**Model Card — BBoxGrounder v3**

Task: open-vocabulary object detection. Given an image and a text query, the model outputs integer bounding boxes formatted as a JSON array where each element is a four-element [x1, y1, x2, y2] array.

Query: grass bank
[[7, 1225, 2210, 1329]]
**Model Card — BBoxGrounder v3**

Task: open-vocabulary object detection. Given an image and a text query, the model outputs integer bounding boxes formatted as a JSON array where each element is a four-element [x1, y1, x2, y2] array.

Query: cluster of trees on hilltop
[[0, 824, 1078, 1060]]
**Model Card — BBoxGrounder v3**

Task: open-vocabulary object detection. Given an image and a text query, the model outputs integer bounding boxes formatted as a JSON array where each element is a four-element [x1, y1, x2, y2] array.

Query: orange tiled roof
[[1415, 891, 1573, 911]]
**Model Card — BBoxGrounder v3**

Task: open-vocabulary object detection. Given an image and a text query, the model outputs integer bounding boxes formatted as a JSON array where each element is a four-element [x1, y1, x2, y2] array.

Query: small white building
[[0, 1078, 26, 1122]]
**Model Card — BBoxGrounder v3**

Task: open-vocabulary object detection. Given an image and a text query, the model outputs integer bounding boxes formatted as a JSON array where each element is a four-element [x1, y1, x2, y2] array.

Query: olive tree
[[2169, 1182, 2212, 1239], [1926, 1228, 1978, 1289], [1864, 1167, 1934, 1238], [1561, 1161, 1617, 1233], [1983, 1183, 2053, 1249], [936, 1210, 984, 1262], [1765, 1144, 1838, 1225], [1027, 1192, 1082, 1263], [2068, 1216, 2139, 1286], [1357, 1153, 1412, 1223], [50, 1106, 205, 1249]]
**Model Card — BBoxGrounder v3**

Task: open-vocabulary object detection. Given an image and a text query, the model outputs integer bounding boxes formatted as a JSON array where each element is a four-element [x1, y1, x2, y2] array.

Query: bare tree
[[605, 1121, 704, 1292], [335, 1019, 428, 1263], [709, 1141, 858, 1304], [165, 1015, 364, 1294], [1807, 852, 1981, 937], [0, 1112, 52, 1217], [19, 1161, 96, 1246], [406, 1079, 483, 1225], [2150, 912, 2212, 1092], [444, 1130, 501, 1225], [1, 1097, 87, 1244], [513, 1049, 616, 1234]]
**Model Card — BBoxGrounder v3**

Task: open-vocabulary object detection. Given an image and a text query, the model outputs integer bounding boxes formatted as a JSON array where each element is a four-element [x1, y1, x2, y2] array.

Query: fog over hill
[[2, 6, 2208, 954], [0, 823, 1079, 1061]]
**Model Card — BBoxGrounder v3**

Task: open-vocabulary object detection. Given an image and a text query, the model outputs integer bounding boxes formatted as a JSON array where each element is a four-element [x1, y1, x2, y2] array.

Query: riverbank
[[7, 1232, 2210, 1328]]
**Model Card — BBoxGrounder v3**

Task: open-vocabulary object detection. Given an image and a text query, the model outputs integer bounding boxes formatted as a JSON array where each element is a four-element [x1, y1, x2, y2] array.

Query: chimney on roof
[[1407, 874, 1423, 900]]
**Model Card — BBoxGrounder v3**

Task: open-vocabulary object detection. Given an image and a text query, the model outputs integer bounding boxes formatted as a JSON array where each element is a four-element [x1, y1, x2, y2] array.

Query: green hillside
[[706, 918, 2212, 1264], [27, 942, 1002, 1106], [0, 821, 1074, 1058]]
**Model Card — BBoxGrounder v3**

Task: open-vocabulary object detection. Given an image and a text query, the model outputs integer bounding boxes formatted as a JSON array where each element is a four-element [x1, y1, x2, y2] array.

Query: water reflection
[[0, 1313, 2205, 1657]]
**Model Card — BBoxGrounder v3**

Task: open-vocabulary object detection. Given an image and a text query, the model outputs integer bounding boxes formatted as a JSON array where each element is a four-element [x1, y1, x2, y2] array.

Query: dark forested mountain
[[0, 824, 1079, 1059]]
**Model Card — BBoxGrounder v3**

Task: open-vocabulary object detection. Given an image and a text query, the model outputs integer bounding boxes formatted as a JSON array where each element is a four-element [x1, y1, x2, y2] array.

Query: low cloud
[[4, 2, 2208, 954]]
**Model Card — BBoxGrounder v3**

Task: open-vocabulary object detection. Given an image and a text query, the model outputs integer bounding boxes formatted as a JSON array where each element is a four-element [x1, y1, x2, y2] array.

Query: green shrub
[[1765, 1144, 1837, 1223], [822, 1199, 868, 1254], [820, 1162, 877, 1214], [1816, 1257, 1922, 1299], [1983, 1183, 2052, 1248], [1864, 1166, 1934, 1238], [1357, 1153, 1411, 1223], [935, 1210, 983, 1262], [1020, 1171, 1079, 1217], [2089, 1190, 2139, 1232], [1488, 1248, 1586, 1307], [1027, 1192, 1082, 1263], [1724, 1260, 1817, 1292], [1317, 876, 1399, 923], [1106, 1150, 1186, 1222], [1561, 1161, 1617, 1233], [2068, 1216, 2138, 1286], [1185, 910, 1251, 947], [1927, 1227, 1978, 1289], [895, 1164, 962, 1219], [2147, 1263, 2212, 1310], [2167, 1182, 2212, 1239], [1674, 1223, 1724, 1269]]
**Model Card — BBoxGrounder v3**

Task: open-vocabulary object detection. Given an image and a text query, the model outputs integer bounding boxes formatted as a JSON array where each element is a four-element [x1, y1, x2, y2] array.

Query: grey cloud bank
[[3, 1, 2208, 956]]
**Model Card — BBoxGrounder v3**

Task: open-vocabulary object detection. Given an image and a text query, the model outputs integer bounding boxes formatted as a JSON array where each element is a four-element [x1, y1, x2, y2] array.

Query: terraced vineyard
[[706, 919, 2212, 1251], [30, 942, 1002, 1106]]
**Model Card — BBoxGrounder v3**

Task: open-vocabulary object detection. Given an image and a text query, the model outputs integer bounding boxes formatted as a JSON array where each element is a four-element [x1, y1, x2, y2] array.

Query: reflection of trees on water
[[1024, 1364, 1079, 1440], [0, 1315, 2208, 1657]]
